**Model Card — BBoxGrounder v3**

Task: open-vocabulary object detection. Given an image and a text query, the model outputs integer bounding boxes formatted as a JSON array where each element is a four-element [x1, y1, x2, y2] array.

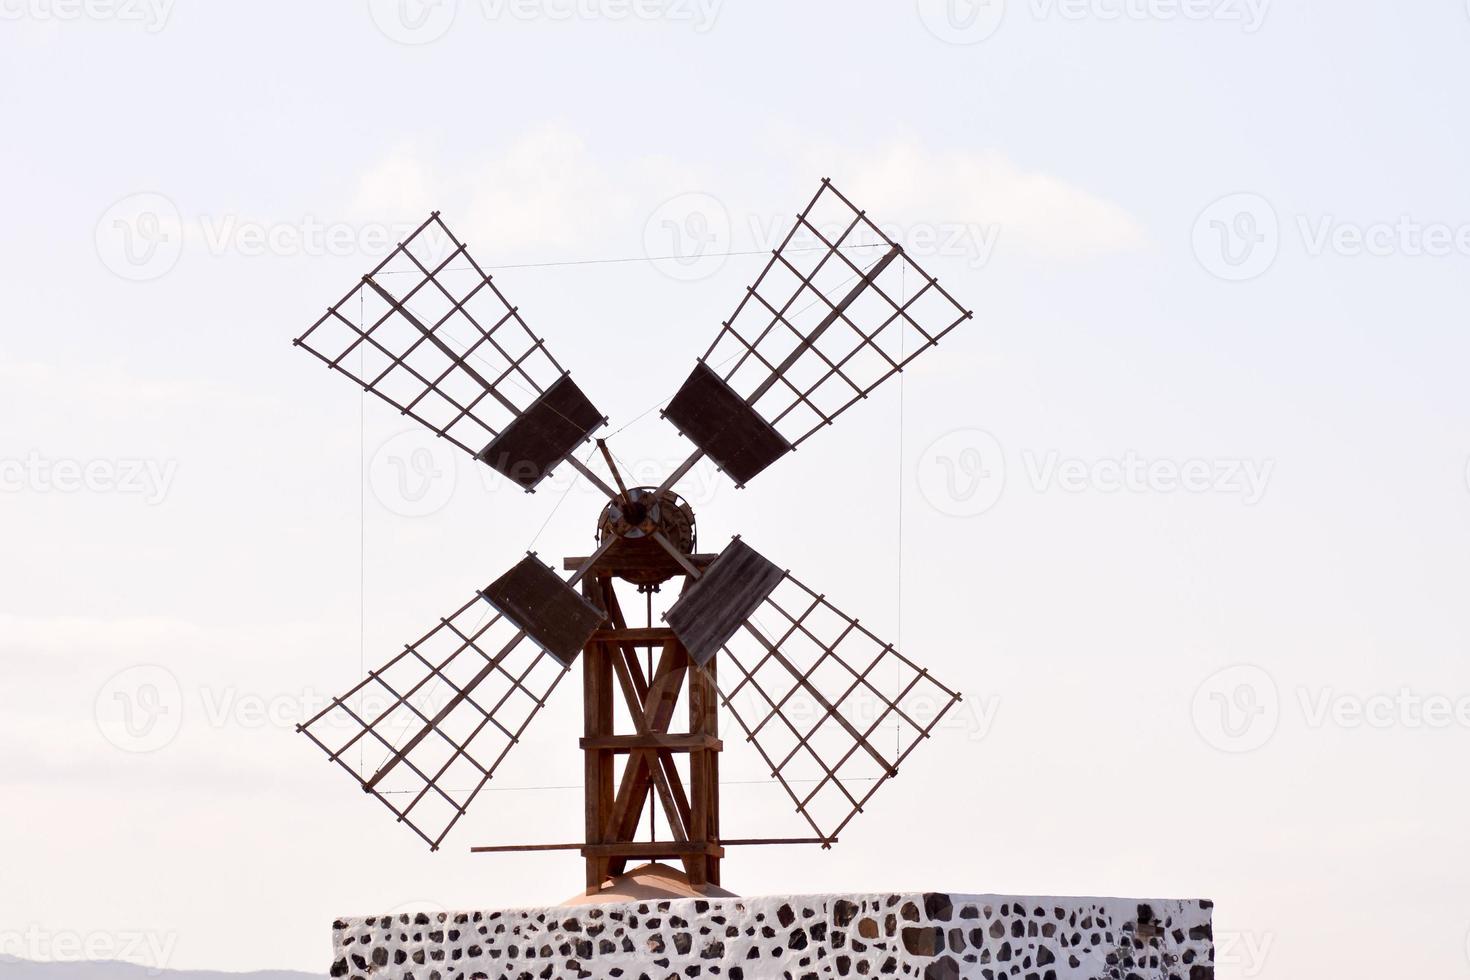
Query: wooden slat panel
[[662, 361, 793, 487], [666, 538, 785, 665], [482, 554, 604, 667], [476, 373, 604, 490]]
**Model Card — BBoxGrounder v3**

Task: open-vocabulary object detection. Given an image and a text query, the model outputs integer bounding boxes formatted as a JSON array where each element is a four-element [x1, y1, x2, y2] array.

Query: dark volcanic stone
[[924, 894, 954, 922]]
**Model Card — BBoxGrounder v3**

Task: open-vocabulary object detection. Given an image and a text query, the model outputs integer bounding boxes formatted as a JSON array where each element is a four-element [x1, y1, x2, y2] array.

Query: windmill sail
[[662, 179, 973, 487], [297, 591, 571, 851], [294, 212, 604, 491], [692, 543, 962, 843]]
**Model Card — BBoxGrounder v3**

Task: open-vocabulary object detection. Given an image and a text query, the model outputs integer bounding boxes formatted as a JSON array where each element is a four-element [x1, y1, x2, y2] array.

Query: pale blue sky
[[3, 2, 1469, 978]]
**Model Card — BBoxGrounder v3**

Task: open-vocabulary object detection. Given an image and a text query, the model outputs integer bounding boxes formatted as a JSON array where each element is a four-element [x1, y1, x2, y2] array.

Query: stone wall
[[332, 891, 1213, 980]]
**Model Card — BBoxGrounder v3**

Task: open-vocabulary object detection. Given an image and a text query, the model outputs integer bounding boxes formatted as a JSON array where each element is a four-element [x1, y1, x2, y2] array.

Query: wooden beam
[[580, 733, 722, 752], [746, 243, 903, 404], [610, 650, 690, 844], [591, 627, 677, 645], [562, 553, 719, 572], [742, 622, 897, 776], [581, 841, 724, 858], [603, 640, 689, 874], [363, 629, 527, 791], [471, 837, 830, 854]]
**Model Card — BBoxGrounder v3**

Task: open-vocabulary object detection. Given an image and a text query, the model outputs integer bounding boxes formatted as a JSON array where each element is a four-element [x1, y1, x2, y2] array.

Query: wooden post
[[688, 653, 720, 887], [581, 577, 615, 894]]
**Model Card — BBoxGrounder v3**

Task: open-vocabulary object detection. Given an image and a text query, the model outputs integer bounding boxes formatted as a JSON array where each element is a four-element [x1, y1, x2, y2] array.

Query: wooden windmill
[[294, 179, 972, 893]]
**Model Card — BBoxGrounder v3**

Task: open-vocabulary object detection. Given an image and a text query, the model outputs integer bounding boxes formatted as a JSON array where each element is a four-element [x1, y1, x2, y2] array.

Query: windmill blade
[[294, 211, 606, 492], [683, 542, 961, 843], [660, 179, 973, 487], [297, 587, 577, 852]]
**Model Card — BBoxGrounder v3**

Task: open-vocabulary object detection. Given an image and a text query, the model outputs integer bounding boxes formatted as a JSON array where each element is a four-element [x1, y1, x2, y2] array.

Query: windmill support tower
[[292, 180, 1215, 978], [574, 550, 725, 891], [466, 528, 735, 891]]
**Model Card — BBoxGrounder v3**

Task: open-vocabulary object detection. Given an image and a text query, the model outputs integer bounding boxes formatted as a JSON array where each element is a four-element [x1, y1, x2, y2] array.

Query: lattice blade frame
[[696, 179, 973, 451], [293, 211, 604, 484], [712, 568, 961, 843], [297, 591, 570, 851]]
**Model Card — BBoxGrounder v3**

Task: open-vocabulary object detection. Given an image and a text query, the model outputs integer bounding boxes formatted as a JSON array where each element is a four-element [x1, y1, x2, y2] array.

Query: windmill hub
[[596, 486, 697, 589]]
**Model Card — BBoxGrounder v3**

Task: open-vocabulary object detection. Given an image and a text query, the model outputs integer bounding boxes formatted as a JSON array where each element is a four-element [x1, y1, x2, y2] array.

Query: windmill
[[293, 179, 973, 893]]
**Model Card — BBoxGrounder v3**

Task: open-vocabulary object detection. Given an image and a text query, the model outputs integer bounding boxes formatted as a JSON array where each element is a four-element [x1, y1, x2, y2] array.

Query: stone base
[[332, 891, 1214, 979]]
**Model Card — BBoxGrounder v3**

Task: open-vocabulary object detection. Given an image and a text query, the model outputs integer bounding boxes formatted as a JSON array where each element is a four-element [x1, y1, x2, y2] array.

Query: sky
[[2, 1, 1469, 977]]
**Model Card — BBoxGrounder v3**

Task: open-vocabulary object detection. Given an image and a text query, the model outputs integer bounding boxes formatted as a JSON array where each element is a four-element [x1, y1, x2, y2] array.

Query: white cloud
[[347, 126, 701, 257], [348, 142, 438, 224], [812, 141, 1146, 259], [461, 125, 637, 251], [346, 127, 1141, 266]]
